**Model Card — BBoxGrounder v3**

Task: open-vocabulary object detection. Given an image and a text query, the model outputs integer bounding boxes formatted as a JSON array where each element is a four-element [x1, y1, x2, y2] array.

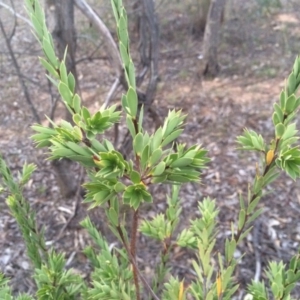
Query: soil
[[1, 0, 300, 299]]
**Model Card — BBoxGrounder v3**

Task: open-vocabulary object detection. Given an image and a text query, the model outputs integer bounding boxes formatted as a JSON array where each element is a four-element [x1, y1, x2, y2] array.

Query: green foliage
[[1, 0, 300, 299]]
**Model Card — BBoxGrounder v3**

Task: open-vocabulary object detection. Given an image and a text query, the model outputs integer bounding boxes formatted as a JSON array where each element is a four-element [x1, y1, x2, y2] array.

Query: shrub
[[1, 0, 300, 299]]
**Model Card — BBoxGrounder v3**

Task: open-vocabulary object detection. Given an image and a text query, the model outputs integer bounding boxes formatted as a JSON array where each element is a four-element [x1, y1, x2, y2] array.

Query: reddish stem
[[130, 208, 140, 300]]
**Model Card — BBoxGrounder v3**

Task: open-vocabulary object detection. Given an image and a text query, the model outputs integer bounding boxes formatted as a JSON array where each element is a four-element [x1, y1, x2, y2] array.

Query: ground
[[1, 0, 300, 298]]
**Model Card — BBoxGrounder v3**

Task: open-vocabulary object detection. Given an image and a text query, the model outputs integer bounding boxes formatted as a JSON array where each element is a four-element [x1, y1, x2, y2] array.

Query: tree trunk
[[200, 0, 226, 77], [45, 0, 78, 198]]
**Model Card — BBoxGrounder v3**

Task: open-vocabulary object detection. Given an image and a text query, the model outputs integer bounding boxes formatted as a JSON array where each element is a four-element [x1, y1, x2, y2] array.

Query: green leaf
[[247, 209, 263, 227], [239, 194, 245, 210], [114, 182, 126, 193], [39, 57, 59, 79], [127, 60, 136, 88], [126, 115, 136, 137], [238, 209, 246, 231], [280, 90, 286, 109], [72, 94, 81, 113], [170, 157, 193, 168], [59, 61, 68, 85], [68, 72, 76, 93], [272, 112, 280, 126], [273, 103, 284, 122], [152, 161, 166, 176], [81, 107, 91, 123], [140, 144, 150, 170], [151, 174, 167, 183], [285, 94, 296, 114], [237, 226, 253, 243], [58, 82, 73, 105], [281, 123, 297, 140], [119, 42, 129, 66], [149, 148, 162, 166], [133, 132, 144, 155], [247, 195, 261, 214], [42, 37, 58, 68], [51, 147, 76, 158], [66, 142, 90, 156], [288, 72, 296, 95], [108, 207, 119, 227], [118, 15, 128, 48], [130, 170, 141, 184], [275, 123, 285, 138], [152, 127, 163, 150], [161, 129, 183, 147], [126, 87, 138, 117]]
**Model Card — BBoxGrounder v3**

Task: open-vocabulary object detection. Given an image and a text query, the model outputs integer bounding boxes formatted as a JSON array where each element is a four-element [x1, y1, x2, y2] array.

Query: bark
[[193, 0, 211, 34], [200, 0, 226, 77], [45, 0, 78, 198]]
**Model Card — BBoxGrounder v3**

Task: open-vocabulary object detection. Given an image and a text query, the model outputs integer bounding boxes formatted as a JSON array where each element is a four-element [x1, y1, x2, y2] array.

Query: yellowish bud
[[178, 281, 184, 300], [216, 273, 222, 298], [266, 149, 275, 166]]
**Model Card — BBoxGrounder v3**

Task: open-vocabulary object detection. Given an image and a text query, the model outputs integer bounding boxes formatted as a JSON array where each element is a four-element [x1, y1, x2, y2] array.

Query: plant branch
[[74, 0, 122, 77], [0, 1, 32, 27], [130, 208, 140, 300], [116, 225, 159, 300], [0, 19, 40, 123]]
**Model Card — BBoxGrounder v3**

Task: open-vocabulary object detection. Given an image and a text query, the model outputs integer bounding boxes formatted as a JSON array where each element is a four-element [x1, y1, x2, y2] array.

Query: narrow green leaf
[[72, 94, 81, 113], [66, 142, 90, 156], [108, 207, 119, 227], [247, 195, 261, 214], [170, 157, 193, 168], [273, 103, 284, 122], [288, 72, 296, 95], [161, 129, 183, 147], [42, 37, 58, 68], [285, 94, 296, 114], [126, 115, 136, 137], [82, 107, 91, 123], [133, 132, 143, 155], [119, 42, 129, 66], [238, 209, 246, 231], [68, 72, 76, 93], [58, 82, 73, 105], [275, 123, 285, 138], [149, 148, 162, 166], [248, 209, 264, 226], [140, 144, 150, 170], [127, 87, 138, 117], [127, 60, 136, 88], [118, 15, 128, 48], [237, 226, 253, 243], [39, 57, 59, 79], [59, 61, 68, 85]]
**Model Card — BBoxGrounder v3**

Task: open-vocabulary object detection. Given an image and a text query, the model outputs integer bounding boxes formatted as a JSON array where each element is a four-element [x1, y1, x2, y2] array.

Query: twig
[[0, 19, 40, 123], [0, 1, 32, 27], [53, 167, 85, 243], [104, 77, 120, 108], [130, 209, 141, 300], [253, 219, 262, 282], [74, 0, 122, 77]]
